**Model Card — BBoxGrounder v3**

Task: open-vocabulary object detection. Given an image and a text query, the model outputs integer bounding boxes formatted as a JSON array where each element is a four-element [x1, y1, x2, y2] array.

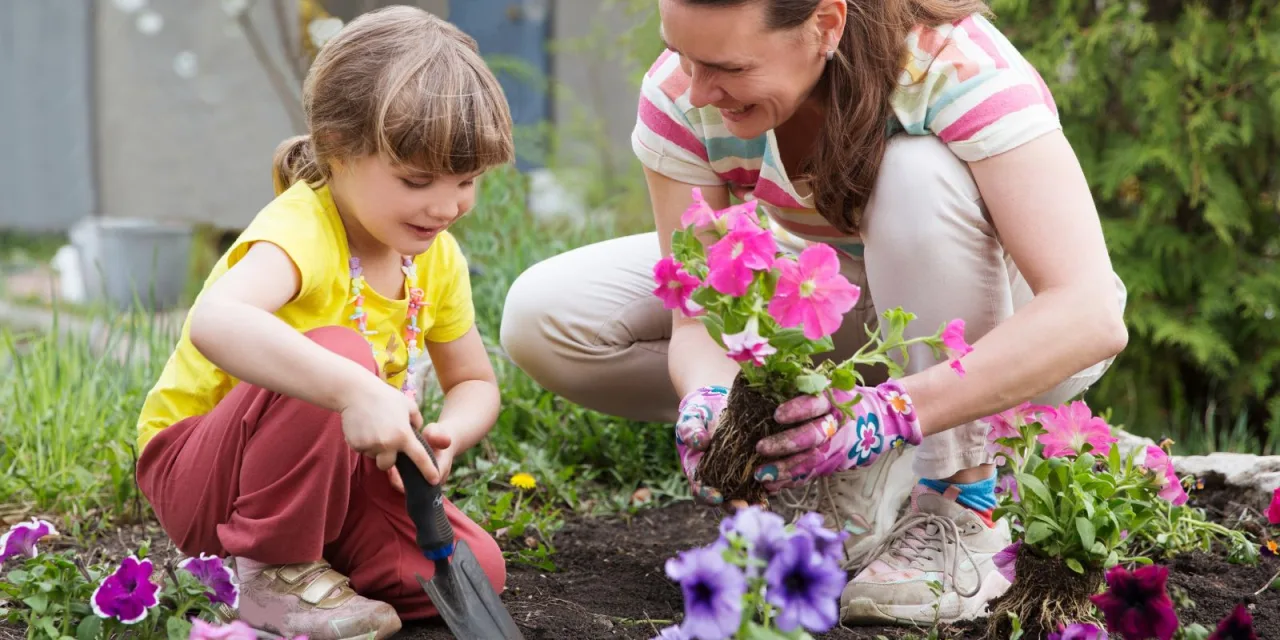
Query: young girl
[[133, 7, 514, 639]]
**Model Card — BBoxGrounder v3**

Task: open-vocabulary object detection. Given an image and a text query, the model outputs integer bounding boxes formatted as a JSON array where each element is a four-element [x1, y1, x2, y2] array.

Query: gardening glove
[[675, 385, 732, 505], [752, 380, 922, 493]]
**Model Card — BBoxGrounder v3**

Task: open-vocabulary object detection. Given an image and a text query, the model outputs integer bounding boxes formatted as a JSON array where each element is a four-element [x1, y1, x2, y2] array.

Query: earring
[[825, 48, 835, 61]]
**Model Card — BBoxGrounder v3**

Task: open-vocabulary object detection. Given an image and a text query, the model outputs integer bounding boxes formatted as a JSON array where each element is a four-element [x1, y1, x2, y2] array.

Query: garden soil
[[2, 476, 1276, 640]]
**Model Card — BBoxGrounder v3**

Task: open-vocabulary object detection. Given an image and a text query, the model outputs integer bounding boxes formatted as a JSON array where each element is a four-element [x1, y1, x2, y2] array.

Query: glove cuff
[[873, 380, 923, 447], [679, 385, 730, 412]]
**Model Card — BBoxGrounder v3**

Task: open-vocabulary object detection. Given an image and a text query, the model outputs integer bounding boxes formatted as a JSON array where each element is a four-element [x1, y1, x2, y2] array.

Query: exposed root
[[694, 373, 784, 504], [986, 548, 1105, 639]]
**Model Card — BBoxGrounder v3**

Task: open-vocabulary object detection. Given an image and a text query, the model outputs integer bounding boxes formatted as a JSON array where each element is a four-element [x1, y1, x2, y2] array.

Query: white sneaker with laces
[[771, 445, 918, 572], [839, 486, 1012, 625]]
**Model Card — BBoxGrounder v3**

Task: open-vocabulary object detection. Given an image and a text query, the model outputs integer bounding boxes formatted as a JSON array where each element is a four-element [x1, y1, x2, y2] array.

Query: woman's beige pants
[[500, 135, 1127, 480]]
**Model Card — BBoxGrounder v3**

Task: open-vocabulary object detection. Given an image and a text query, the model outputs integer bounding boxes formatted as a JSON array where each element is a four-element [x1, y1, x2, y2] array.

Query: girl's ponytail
[[271, 135, 325, 195]]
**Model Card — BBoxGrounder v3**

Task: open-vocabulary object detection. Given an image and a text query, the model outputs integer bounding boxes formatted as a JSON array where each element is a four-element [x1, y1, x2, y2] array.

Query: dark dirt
[[2, 475, 1277, 640]]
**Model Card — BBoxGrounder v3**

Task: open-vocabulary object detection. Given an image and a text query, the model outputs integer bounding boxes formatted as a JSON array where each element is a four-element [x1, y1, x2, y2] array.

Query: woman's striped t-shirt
[[631, 14, 1061, 260]]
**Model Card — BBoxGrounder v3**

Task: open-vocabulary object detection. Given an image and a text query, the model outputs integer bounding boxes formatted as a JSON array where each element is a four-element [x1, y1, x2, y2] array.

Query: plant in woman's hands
[[653, 507, 847, 640], [656, 189, 967, 503]]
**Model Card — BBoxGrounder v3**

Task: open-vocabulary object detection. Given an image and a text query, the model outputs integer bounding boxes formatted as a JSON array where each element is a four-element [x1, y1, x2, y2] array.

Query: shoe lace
[[866, 510, 981, 598]]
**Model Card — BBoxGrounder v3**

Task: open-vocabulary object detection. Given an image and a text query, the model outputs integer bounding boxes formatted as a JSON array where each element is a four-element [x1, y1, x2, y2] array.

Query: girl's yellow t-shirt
[[135, 179, 476, 452]]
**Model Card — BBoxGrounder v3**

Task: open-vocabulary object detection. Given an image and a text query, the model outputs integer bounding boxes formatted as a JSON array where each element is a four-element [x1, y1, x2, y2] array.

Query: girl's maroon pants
[[136, 325, 506, 620]]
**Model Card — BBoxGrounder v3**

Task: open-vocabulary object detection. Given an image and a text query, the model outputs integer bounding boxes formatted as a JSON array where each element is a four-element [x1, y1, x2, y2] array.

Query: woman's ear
[[812, 0, 847, 52]]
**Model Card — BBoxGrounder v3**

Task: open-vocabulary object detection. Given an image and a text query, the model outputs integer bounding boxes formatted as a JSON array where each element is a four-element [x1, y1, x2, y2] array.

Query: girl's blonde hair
[[272, 6, 514, 195]]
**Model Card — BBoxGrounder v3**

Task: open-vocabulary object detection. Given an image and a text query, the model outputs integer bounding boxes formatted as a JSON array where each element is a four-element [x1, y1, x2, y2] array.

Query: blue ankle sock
[[918, 470, 998, 513]]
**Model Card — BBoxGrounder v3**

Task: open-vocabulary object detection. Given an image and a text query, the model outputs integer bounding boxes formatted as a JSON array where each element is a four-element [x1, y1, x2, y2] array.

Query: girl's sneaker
[[234, 560, 402, 640]]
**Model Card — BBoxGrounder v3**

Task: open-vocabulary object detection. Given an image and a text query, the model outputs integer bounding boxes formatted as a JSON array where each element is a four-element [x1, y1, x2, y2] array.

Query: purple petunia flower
[[188, 619, 258, 640], [1089, 565, 1178, 640], [1208, 603, 1257, 640], [91, 555, 161, 624], [179, 553, 240, 608], [0, 518, 58, 563], [792, 512, 850, 564], [1049, 622, 1109, 640], [719, 506, 789, 576], [996, 474, 1020, 502], [665, 545, 746, 640], [651, 624, 689, 640], [993, 540, 1020, 584], [763, 532, 845, 634]]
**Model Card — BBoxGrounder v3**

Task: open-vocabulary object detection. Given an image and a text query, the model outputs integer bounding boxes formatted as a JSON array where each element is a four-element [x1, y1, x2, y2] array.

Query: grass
[[0, 166, 683, 569]]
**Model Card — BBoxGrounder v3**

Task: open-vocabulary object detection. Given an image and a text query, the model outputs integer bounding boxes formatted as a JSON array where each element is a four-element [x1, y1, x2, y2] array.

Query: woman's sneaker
[[234, 560, 401, 640]]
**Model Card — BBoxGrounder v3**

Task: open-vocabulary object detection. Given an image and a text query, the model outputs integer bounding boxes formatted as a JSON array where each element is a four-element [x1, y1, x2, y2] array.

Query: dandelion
[[510, 472, 536, 491], [1088, 564, 1178, 640], [1037, 401, 1118, 458], [1207, 603, 1257, 640], [664, 546, 747, 640], [1048, 622, 1108, 640], [721, 319, 777, 366], [652, 256, 703, 317], [763, 531, 845, 634], [178, 553, 239, 608], [91, 555, 161, 624], [1140, 446, 1188, 506], [939, 319, 973, 376], [0, 518, 58, 563], [767, 243, 860, 340], [705, 222, 776, 297]]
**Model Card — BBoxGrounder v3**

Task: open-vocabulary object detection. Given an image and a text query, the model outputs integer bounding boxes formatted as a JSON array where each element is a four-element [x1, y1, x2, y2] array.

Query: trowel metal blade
[[417, 540, 525, 640]]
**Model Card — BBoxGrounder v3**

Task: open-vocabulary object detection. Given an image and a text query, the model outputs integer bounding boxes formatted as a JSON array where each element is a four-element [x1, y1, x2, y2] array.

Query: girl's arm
[[424, 325, 500, 454], [643, 166, 743, 397], [903, 130, 1129, 436]]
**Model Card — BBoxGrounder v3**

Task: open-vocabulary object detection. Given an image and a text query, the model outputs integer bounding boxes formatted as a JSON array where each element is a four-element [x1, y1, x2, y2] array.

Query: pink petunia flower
[[681, 189, 760, 237], [767, 244, 860, 340], [0, 518, 58, 563], [652, 256, 704, 316], [1141, 446, 1188, 506], [984, 402, 1053, 466], [705, 223, 777, 296], [940, 319, 973, 376], [1267, 487, 1280, 526], [1037, 401, 1118, 458], [722, 320, 777, 366]]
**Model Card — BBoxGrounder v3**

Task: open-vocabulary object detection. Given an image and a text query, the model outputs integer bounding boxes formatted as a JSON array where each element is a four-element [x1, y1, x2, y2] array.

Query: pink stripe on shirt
[[751, 179, 805, 210], [638, 96, 710, 162], [937, 84, 1043, 144], [957, 17, 1008, 69], [716, 167, 760, 187], [648, 49, 673, 77]]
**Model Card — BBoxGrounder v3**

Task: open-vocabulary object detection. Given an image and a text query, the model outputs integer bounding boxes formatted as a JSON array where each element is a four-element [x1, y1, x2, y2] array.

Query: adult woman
[[501, 0, 1128, 625]]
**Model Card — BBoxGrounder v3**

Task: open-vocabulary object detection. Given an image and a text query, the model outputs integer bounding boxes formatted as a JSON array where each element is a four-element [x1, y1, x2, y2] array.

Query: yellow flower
[[510, 472, 536, 490]]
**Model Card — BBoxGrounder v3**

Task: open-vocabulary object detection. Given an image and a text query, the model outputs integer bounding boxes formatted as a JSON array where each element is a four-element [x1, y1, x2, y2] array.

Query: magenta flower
[[1207, 603, 1257, 640], [1049, 622, 1109, 640], [91, 555, 161, 624], [665, 546, 747, 639], [721, 320, 776, 366], [179, 553, 240, 608], [188, 619, 258, 640], [705, 223, 776, 297], [1267, 487, 1279, 525], [940, 319, 973, 376], [652, 256, 703, 317], [767, 244, 859, 340], [1089, 564, 1178, 640], [1037, 401, 1118, 458], [1140, 446, 1188, 506], [763, 532, 845, 634], [0, 518, 58, 563], [993, 540, 1020, 584], [681, 189, 760, 237]]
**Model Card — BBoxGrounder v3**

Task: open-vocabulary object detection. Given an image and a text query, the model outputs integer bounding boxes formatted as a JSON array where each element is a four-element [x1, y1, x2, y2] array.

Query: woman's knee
[[860, 134, 989, 251]]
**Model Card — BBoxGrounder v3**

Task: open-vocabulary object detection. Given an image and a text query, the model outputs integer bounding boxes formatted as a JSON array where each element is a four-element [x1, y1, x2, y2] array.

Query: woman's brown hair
[[272, 5, 514, 195], [679, 0, 989, 233]]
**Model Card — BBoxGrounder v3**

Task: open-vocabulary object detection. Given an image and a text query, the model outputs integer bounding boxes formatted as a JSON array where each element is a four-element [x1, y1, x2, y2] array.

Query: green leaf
[[741, 621, 815, 639], [23, 594, 48, 615], [771, 328, 813, 351], [795, 373, 830, 395], [75, 615, 102, 640], [1076, 517, 1096, 551], [831, 367, 857, 391], [1106, 550, 1120, 568], [697, 314, 725, 346], [1026, 522, 1054, 545], [166, 614, 193, 640], [1016, 473, 1054, 508], [1066, 558, 1085, 574]]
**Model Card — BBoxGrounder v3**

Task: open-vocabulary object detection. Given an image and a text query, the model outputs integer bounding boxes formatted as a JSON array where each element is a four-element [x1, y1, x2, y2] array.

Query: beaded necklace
[[348, 256, 426, 398]]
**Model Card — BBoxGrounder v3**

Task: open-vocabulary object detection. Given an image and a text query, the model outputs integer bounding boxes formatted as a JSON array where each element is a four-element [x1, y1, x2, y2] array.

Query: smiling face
[[658, 0, 831, 139], [329, 153, 482, 257]]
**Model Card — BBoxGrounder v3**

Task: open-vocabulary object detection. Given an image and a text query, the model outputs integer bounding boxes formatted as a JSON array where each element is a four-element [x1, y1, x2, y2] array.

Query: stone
[[1172, 453, 1280, 495]]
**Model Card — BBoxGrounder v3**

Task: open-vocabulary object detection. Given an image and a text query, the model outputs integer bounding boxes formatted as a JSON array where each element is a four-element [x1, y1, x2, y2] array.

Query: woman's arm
[[189, 241, 388, 412], [643, 166, 743, 397], [903, 131, 1129, 436]]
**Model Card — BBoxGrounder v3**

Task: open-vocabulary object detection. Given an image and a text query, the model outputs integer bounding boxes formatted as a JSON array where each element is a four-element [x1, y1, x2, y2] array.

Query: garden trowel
[[395, 435, 525, 640]]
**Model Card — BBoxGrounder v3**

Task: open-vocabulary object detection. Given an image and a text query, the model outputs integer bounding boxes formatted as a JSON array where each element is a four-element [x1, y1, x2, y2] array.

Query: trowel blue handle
[[395, 435, 456, 561]]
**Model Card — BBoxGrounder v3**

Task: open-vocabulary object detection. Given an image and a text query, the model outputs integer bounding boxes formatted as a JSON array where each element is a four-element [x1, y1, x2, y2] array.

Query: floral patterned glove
[[675, 385, 730, 505], [752, 381, 922, 493]]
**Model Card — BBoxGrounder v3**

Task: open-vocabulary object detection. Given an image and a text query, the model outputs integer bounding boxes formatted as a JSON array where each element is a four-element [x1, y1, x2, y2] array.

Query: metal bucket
[[69, 217, 193, 312]]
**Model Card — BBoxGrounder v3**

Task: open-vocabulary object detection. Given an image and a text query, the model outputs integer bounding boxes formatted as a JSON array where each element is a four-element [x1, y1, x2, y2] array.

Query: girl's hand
[[339, 377, 445, 484], [751, 381, 923, 493], [388, 424, 455, 492]]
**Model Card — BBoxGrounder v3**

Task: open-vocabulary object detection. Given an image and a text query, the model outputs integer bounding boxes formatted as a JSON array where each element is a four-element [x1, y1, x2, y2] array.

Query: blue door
[[449, 0, 551, 171]]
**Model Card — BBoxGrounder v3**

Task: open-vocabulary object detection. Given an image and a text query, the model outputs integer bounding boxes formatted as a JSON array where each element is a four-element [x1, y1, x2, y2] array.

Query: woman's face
[[658, 0, 838, 140]]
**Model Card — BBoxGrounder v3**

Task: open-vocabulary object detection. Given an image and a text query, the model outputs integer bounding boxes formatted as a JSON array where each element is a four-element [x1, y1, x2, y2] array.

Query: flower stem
[[1253, 566, 1280, 596]]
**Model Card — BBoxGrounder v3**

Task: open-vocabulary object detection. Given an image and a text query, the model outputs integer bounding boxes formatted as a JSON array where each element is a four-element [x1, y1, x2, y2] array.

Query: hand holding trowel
[[395, 432, 525, 640]]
